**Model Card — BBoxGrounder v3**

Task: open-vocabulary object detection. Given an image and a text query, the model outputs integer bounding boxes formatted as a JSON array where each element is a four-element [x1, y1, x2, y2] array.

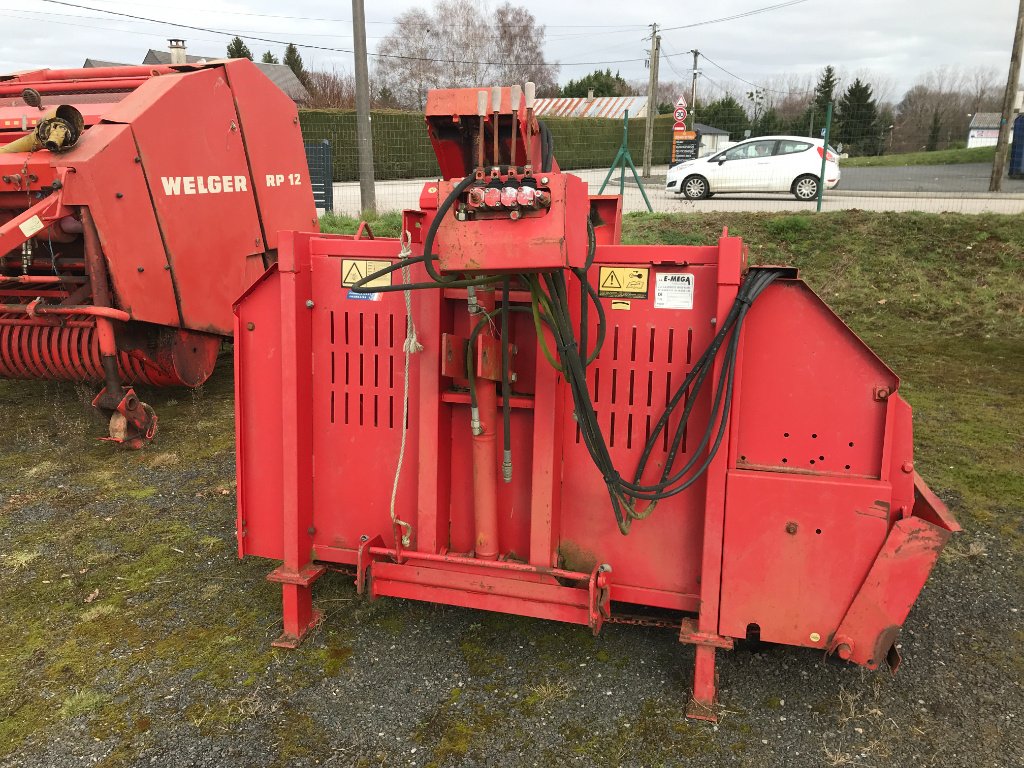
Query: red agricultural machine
[[234, 84, 959, 717], [0, 59, 315, 446]]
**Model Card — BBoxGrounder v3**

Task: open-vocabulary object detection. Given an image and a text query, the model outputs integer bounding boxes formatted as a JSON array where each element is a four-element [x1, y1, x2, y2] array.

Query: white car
[[666, 136, 840, 201]]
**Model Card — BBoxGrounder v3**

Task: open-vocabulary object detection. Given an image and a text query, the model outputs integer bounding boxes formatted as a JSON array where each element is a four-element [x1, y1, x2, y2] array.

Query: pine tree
[[698, 96, 750, 139], [261, 51, 279, 64], [835, 78, 880, 155], [226, 37, 253, 60], [798, 65, 840, 137], [558, 69, 632, 98], [283, 44, 307, 85], [813, 65, 839, 113], [751, 107, 783, 137]]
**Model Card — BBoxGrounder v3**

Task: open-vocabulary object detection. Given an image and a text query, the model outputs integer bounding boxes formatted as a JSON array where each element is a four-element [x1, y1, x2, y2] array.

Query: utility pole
[[642, 24, 660, 178], [352, 0, 376, 214], [990, 0, 1024, 192], [689, 49, 699, 132]]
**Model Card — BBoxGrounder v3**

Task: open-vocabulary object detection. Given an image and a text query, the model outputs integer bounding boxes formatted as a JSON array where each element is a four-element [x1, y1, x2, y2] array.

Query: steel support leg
[[268, 562, 327, 648], [688, 645, 718, 721], [275, 583, 322, 649]]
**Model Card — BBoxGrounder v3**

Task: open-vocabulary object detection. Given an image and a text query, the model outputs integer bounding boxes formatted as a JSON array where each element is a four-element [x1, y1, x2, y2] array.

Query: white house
[[968, 113, 1014, 148]]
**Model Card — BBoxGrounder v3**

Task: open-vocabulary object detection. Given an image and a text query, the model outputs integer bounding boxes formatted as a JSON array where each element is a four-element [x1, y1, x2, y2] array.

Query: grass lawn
[[842, 145, 997, 167]]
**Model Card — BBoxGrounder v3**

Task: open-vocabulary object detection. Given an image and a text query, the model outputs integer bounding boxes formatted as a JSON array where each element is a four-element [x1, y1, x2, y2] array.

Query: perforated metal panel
[[309, 255, 418, 553], [558, 262, 721, 606]]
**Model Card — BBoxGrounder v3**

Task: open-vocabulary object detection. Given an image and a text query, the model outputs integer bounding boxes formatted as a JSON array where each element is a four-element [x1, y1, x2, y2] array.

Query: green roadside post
[[598, 109, 654, 212], [816, 101, 833, 213]]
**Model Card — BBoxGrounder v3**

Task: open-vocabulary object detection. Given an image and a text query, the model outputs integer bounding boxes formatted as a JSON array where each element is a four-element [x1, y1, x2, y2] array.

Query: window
[[777, 140, 812, 155], [723, 140, 778, 161]]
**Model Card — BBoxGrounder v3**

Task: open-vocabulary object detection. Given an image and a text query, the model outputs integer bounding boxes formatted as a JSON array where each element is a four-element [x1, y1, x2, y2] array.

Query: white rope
[[390, 230, 417, 547]]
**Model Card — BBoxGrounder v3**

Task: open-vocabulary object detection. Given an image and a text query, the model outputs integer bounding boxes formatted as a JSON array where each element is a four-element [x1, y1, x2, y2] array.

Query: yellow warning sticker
[[610, 300, 631, 311], [341, 259, 392, 289], [598, 266, 648, 299]]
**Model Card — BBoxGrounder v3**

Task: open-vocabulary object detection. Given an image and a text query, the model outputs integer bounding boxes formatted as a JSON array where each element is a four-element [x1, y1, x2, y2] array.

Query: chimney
[[586, 88, 595, 103], [168, 39, 187, 65]]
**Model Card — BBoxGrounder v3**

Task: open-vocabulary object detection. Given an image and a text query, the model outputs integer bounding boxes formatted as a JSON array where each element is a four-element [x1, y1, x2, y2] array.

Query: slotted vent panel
[[576, 322, 694, 459], [329, 308, 399, 429]]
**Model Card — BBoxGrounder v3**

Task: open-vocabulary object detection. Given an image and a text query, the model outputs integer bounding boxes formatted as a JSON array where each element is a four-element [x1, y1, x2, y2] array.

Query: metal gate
[[304, 139, 334, 211]]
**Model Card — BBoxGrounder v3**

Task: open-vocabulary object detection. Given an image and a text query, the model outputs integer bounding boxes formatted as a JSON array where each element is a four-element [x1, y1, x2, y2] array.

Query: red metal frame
[[234, 87, 958, 718]]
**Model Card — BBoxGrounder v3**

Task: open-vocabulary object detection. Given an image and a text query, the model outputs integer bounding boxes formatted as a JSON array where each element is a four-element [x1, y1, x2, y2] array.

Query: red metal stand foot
[[272, 582, 322, 648], [687, 645, 719, 721]]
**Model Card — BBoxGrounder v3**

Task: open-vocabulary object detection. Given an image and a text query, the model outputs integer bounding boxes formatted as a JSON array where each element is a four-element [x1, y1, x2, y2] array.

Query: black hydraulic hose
[[351, 174, 501, 293], [422, 174, 477, 284], [532, 267, 785, 526], [573, 216, 599, 368], [539, 121, 554, 173], [467, 305, 552, 410]]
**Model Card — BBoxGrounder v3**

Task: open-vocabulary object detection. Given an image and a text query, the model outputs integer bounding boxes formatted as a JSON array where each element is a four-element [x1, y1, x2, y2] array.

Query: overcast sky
[[1, 0, 1019, 101]]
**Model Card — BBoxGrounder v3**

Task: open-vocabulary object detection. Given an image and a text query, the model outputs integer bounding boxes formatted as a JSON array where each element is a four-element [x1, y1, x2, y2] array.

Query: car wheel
[[683, 175, 709, 200], [792, 175, 819, 201]]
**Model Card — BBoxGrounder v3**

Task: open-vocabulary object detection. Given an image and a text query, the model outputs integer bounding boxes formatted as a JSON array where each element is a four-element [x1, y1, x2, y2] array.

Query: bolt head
[[137, 266, 144, 272], [246, 322, 255, 331], [809, 632, 821, 643], [540, 176, 549, 184], [901, 461, 914, 473], [785, 521, 798, 535], [305, 299, 315, 309]]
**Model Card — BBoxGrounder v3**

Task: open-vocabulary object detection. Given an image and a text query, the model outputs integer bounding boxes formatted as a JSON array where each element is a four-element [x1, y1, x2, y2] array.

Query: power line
[[79, 0, 649, 29], [699, 52, 815, 96], [659, 42, 693, 81], [700, 72, 734, 96], [660, 0, 812, 32], [2, 6, 644, 46], [39, 0, 679, 67]]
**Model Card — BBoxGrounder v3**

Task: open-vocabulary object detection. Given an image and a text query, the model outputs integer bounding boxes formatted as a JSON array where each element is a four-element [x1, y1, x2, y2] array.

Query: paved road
[[331, 163, 1024, 216], [838, 162, 1024, 194]]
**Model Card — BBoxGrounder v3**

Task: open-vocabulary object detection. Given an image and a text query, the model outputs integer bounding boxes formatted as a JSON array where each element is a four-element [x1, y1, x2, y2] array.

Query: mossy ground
[[1, 210, 1021, 766]]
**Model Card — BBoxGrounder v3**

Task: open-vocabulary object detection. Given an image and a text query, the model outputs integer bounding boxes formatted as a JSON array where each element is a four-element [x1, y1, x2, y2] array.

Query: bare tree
[[492, 4, 559, 96], [304, 68, 357, 109], [373, 1, 560, 110], [893, 66, 1002, 151]]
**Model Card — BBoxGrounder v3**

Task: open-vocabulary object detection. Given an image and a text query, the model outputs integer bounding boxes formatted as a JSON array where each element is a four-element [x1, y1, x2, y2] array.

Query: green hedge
[[299, 109, 676, 182]]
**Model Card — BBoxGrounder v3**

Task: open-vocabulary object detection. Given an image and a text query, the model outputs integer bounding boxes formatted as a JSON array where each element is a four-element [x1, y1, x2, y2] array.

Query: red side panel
[[118, 68, 263, 335], [235, 267, 284, 560], [221, 59, 319, 249], [718, 470, 890, 647], [56, 124, 179, 326], [732, 280, 897, 479]]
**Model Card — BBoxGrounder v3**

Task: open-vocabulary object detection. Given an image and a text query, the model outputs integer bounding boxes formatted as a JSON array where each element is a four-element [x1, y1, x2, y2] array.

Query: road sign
[[674, 120, 686, 130], [674, 107, 688, 122], [675, 95, 687, 109]]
